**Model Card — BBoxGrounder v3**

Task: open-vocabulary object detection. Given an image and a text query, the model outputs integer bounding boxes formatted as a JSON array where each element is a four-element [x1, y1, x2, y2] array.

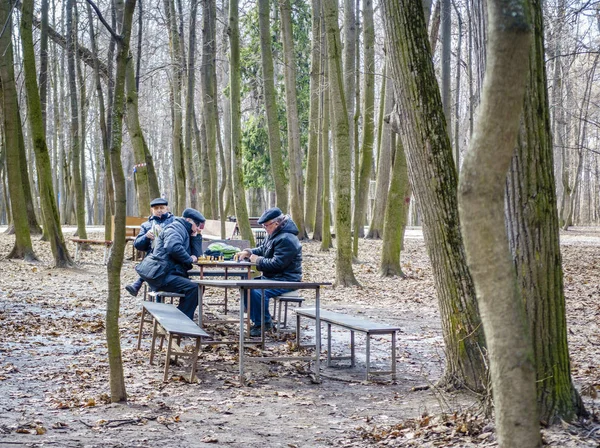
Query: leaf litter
[[0, 226, 597, 447]]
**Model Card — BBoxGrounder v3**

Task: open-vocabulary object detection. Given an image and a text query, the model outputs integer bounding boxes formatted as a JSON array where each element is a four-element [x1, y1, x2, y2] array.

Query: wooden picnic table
[[192, 278, 331, 385]]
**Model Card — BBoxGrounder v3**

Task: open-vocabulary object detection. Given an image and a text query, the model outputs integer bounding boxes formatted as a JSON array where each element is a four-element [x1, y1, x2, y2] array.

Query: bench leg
[[366, 334, 371, 381], [137, 307, 146, 350], [163, 334, 174, 382], [391, 331, 397, 381], [327, 323, 332, 367], [189, 337, 202, 382], [74, 243, 81, 262], [283, 302, 289, 328], [150, 321, 159, 365], [296, 314, 301, 347], [350, 331, 355, 367], [174, 336, 181, 363]]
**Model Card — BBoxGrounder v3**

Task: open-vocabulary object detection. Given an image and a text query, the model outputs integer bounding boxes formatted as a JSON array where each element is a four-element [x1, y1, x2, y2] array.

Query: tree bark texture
[[352, 0, 375, 256], [106, 0, 138, 403], [229, 0, 254, 245], [280, 0, 306, 238], [457, 0, 541, 445], [323, 0, 357, 285], [258, 0, 288, 213], [506, 0, 585, 424], [0, 0, 36, 261], [381, 0, 487, 391], [21, 0, 73, 267]]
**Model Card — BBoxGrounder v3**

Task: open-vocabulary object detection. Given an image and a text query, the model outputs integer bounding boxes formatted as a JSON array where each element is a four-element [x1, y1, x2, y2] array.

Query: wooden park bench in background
[[70, 238, 113, 264], [202, 219, 237, 240], [295, 308, 400, 381]]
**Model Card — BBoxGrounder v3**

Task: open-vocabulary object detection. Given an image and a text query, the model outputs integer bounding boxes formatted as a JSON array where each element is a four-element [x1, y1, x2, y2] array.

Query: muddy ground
[[0, 226, 598, 447]]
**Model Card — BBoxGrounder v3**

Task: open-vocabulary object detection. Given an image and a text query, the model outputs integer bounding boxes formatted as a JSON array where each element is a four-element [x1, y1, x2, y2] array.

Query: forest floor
[[0, 225, 599, 448]]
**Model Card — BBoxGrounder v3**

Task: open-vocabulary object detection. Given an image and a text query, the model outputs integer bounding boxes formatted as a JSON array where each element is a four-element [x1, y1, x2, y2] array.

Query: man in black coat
[[143, 208, 205, 319], [125, 197, 175, 297], [236, 207, 302, 336]]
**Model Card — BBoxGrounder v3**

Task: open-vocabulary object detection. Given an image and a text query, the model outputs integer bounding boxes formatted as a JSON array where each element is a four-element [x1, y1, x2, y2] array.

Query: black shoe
[[249, 322, 273, 337], [125, 284, 139, 297]]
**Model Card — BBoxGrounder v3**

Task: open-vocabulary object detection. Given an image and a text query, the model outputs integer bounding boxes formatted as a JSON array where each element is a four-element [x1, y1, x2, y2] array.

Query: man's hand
[[145, 230, 155, 240], [235, 250, 251, 261], [191, 255, 198, 263], [249, 254, 260, 263]]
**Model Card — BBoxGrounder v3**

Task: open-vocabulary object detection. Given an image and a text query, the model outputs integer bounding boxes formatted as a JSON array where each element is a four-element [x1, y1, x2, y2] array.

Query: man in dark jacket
[[125, 198, 175, 297], [236, 207, 302, 336], [143, 208, 205, 319]]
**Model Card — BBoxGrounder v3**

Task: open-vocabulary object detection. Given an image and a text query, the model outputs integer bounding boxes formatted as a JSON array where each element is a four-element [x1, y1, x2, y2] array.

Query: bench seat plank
[[296, 308, 400, 334], [143, 302, 209, 338]]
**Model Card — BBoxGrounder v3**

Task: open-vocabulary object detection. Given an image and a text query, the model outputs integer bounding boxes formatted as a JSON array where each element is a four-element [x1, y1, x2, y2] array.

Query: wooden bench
[[70, 238, 113, 264], [202, 219, 237, 240], [142, 301, 210, 382], [295, 308, 399, 380]]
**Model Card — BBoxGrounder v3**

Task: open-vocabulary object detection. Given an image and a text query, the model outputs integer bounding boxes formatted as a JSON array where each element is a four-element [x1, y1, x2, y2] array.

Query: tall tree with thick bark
[[201, 0, 219, 219], [352, 0, 375, 256], [164, 0, 186, 214], [458, 0, 540, 444], [506, 0, 585, 424], [229, 0, 254, 244], [258, 0, 288, 213], [280, 0, 306, 238], [66, 0, 88, 240], [323, 0, 358, 285], [381, 0, 487, 391], [0, 0, 36, 260], [21, 0, 73, 267], [105, 0, 138, 403]]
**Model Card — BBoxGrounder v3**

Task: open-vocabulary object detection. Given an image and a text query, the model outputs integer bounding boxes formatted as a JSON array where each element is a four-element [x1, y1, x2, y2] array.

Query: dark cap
[[182, 208, 206, 225], [257, 207, 283, 224], [150, 197, 168, 207]]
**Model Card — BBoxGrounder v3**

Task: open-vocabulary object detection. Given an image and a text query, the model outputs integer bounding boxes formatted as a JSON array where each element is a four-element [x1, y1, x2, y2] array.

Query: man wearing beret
[[235, 207, 302, 337], [141, 208, 205, 319], [125, 198, 175, 297]]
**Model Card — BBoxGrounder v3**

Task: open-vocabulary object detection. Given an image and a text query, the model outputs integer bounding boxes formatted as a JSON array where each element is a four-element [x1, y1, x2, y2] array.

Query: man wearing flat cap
[[125, 197, 175, 297], [235, 207, 302, 336], [140, 208, 206, 319]]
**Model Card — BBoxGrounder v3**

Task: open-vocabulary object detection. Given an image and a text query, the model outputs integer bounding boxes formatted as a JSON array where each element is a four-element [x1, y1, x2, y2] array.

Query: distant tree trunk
[[458, 0, 539, 445], [0, 0, 37, 261], [452, 1, 462, 170], [382, 0, 487, 391], [319, 54, 332, 250], [323, 0, 358, 285], [39, 0, 49, 132], [164, 0, 186, 214], [380, 136, 410, 277], [303, 0, 321, 233], [21, 0, 73, 267], [66, 0, 87, 239], [352, 0, 375, 256], [343, 0, 355, 185], [367, 62, 392, 239], [506, 0, 585, 424], [441, 0, 451, 131], [106, 0, 137, 403], [86, 4, 114, 240], [280, 0, 306, 238], [204, 0, 219, 218], [229, 0, 254, 245], [184, 0, 198, 210]]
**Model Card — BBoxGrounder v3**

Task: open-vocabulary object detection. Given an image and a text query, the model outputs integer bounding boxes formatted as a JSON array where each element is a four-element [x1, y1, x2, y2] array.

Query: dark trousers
[[147, 274, 198, 320]]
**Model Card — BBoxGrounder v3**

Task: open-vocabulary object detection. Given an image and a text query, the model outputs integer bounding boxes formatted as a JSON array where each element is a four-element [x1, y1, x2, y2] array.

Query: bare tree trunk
[[0, 0, 37, 260], [352, 0, 375, 256], [21, 0, 73, 267], [105, 0, 138, 403], [382, 0, 487, 391], [323, 0, 358, 285], [280, 0, 306, 238], [229, 0, 254, 245]]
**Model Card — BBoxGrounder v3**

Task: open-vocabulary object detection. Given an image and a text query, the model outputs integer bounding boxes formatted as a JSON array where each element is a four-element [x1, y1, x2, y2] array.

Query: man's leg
[[160, 274, 199, 320], [125, 277, 145, 297], [249, 288, 293, 326]]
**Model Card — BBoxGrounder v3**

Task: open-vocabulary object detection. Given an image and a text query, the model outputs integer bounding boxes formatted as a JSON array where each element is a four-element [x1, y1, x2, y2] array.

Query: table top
[[192, 279, 331, 289]]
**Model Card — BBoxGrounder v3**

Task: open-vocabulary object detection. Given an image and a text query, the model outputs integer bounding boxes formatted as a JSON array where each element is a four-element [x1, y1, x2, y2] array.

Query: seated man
[[235, 207, 302, 336], [143, 208, 205, 319], [125, 197, 174, 297]]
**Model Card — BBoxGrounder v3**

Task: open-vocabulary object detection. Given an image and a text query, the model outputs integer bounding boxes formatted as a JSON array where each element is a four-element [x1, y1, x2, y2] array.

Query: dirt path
[[0, 227, 598, 447]]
